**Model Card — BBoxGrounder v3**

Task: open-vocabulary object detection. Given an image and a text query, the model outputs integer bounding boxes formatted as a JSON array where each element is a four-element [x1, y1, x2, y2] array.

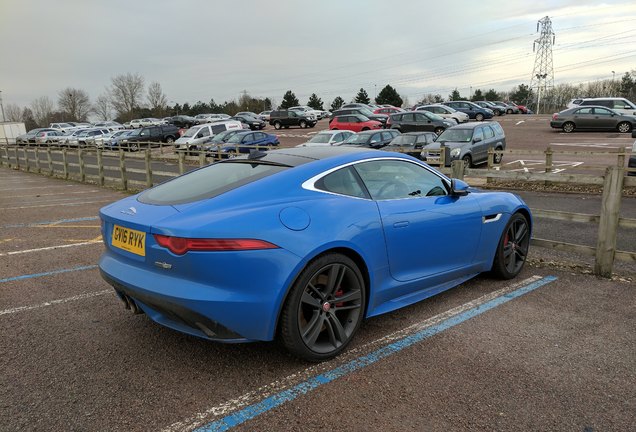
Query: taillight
[[552, 113, 558, 120], [154, 234, 278, 255]]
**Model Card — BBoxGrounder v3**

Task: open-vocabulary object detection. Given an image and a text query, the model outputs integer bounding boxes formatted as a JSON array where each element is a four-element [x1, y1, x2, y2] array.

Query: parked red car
[[374, 106, 404, 115], [329, 114, 383, 132]]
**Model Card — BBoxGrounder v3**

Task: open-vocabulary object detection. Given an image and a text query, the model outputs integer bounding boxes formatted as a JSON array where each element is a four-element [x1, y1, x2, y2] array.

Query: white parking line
[[0, 240, 102, 256], [0, 184, 76, 192], [515, 121, 525, 125], [0, 199, 113, 210], [0, 290, 112, 316], [163, 276, 545, 432], [2, 190, 100, 199]]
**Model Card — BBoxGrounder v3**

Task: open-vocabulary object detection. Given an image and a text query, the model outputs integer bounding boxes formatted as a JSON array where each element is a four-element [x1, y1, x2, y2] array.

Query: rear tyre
[[434, 127, 444, 135], [562, 122, 575, 133], [165, 137, 175, 144], [617, 122, 631, 133], [299, 120, 307, 128], [279, 253, 365, 362], [507, 109, 513, 114], [491, 213, 530, 279], [274, 121, 282, 130], [475, 113, 485, 122], [493, 147, 503, 164]]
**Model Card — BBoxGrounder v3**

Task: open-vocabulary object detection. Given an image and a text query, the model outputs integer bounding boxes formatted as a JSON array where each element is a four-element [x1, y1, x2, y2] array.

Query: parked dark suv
[[421, 121, 506, 167], [443, 101, 494, 121], [119, 124, 180, 150], [269, 110, 317, 129], [387, 111, 454, 134]]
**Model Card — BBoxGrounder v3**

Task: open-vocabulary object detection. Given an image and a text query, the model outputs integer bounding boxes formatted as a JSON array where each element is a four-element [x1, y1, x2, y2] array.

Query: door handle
[[393, 221, 409, 228]]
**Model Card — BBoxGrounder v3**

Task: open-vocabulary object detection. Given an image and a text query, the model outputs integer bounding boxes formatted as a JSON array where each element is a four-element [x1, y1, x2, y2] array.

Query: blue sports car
[[99, 147, 531, 361], [219, 130, 279, 154]]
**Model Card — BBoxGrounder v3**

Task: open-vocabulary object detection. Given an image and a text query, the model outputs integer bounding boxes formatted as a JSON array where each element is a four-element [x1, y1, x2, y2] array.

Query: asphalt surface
[[1, 118, 635, 431]]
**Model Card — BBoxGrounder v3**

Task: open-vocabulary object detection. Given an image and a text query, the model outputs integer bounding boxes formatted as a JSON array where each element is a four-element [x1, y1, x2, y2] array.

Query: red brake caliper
[[335, 289, 344, 308]]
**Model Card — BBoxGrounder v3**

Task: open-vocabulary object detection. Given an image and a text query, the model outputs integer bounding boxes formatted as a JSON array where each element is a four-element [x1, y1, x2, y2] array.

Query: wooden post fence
[[594, 166, 624, 277], [145, 149, 153, 189], [119, 149, 128, 191]]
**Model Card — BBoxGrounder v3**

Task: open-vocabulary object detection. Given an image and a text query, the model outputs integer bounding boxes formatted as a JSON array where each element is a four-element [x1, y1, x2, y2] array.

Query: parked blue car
[[443, 101, 495, 121], [219, 131, 279, 153], [99, 147, 532, 361]]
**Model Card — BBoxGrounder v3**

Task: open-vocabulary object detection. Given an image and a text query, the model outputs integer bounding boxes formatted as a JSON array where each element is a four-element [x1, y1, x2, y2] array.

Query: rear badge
[[154, 261, 172, 270], [121, 207, 137, 216]]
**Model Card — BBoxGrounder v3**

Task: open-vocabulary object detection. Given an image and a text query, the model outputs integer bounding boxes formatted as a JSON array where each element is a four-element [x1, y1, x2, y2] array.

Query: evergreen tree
[[375, 85, 403, 107], [509, 84, 533, 105], [354, 88, 370, 104], [484, 89, 500, 101], [280, 90, 299, 109], [472, 89, 484, 101], [307, 93, 324, 110], [434, 94, 443, 103], [449, 89, 462, 101], [330, 96, 345, 111], [619, 72, 635, 98]]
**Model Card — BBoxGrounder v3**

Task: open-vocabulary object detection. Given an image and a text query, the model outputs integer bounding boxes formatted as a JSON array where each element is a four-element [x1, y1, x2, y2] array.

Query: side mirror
[[473, 137, 482, 143], [450, 178, 469, 196]]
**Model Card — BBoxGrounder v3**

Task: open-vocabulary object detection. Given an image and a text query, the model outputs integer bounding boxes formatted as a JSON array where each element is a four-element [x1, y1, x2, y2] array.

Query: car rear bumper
[[550, 121, 564, 128], [98, 248, 297, 342]]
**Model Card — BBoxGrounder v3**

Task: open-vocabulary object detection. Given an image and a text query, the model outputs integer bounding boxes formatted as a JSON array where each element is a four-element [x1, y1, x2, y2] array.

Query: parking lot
[[1, 118, 635, 431]]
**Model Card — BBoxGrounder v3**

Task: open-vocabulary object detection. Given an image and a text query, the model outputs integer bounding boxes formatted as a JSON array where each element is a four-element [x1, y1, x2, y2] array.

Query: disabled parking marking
[[0, 289, 111, 316], [503, 159, 583, 173], [164, 275, 557, 432], [0, 265, 99, 284]]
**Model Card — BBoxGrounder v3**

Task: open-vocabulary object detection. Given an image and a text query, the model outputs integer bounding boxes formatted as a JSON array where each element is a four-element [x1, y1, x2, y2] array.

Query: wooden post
[[178, 151, 185, 175], [97, 148, 105, 186], [62, 148, 69, 179], [23, 148, 30, 172], [0, 146, 7, 167], [35, 146, 41, 173], [199, 150, 206, 167], [594, 166, 624, 277], [451, 160, 464, 180], [616, 146, 625, 168], [119, 149, 128, 191], [544, 146, 553, 173], [47, 147, 53, 176], [487, 147, 494, 170], [145, 149, 153, 188], [14, 146, 20, 170], [78, 147, 86, 182], [439, 145, 445, 169]]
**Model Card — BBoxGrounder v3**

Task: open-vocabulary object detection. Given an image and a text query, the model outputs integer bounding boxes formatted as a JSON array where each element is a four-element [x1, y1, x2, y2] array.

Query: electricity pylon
[[529, 16, 555, 114]]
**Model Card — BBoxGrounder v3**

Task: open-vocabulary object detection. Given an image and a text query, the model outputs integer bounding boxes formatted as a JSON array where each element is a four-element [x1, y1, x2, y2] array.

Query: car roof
[[233, 146, 372, 168], [447, 122, 498, 130]]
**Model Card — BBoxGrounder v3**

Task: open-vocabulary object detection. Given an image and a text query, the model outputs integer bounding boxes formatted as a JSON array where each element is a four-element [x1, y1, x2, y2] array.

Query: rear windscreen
[[138, 161, 288, 205]]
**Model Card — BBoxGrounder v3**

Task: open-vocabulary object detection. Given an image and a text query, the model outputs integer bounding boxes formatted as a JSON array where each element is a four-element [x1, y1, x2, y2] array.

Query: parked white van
[[568, 97, 636, 116], [175, 120, 242, 151]]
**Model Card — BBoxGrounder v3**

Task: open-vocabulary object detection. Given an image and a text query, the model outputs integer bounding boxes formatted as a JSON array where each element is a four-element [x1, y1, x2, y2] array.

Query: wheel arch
[[273, 245, 371, 339]]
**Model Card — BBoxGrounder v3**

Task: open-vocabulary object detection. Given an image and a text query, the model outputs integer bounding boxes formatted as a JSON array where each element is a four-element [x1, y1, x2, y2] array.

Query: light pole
[[612, 71, 616, 81], [0, 90, 6, 122]]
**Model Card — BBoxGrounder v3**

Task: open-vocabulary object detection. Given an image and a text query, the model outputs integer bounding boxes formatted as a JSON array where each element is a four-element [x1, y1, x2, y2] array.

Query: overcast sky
[[1, 0, 635, 111]]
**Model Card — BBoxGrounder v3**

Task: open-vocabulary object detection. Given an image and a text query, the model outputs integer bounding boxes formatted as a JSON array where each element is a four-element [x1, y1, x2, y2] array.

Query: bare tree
[[4, 103, 23, 122], [93, 94, 112, 121], [31, 96, 55, 127], [147, 81, 168, 117], [108, 72, 145, 121], [58, 88, 92, 121]]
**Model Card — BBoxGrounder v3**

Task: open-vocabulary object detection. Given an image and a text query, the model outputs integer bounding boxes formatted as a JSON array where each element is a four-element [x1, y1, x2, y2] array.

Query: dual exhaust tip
[[120, 292, 144, 315]]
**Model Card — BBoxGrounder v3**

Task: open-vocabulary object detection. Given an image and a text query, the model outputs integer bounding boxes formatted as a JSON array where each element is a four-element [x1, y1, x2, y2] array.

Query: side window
[[473, 127, 484, 141], [491, 122, 504, 137], [593, 108, 612, 116], [391, 114, 402, 121], [354, 160, 447, 200], [401, 113, 415, 122], [199, 127, 211, 137], [369, 133, 381, 144], [381, 131, 393, 141], [211, 125, 226, 134], [333, 133, 342, 141], [243, 133, 254, 142], [255, 132, 265, 139], [414, 113, 428, 122], [151, 127, 161, 137], [315, 167, 367, 198], [483, 125, 495, 139], [576, 108, 594, 115]]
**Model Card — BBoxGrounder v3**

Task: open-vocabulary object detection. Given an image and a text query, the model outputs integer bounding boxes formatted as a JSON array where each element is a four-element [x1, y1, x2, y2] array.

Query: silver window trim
[[301, 156, 451, 201]]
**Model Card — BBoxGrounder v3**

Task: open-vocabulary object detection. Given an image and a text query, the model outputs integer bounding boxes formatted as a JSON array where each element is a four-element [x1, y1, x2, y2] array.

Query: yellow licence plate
[[111, 225, 146, 256]]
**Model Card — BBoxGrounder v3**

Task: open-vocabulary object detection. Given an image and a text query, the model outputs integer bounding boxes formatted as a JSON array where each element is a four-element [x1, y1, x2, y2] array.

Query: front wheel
[[165, 137, 175, 144], [475, 113, 485, 122], [462, 154, 472, 168], [279, 253, 366, 362], [617, 122, 632, 133], [274, 121, 282, 130], [493, 147, 503, 164], [299, 120, 307, 128], [361, 127, 369, 131], [491, 213, 530, 279]]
